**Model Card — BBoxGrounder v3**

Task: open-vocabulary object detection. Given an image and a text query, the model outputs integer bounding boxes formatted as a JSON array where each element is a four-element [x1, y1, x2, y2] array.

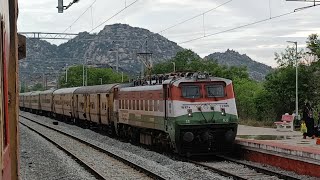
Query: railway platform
[[236, 125, 320, 178]]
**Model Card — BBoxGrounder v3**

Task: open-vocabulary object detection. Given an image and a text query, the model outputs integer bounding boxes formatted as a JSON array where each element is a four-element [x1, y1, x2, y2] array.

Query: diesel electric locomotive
[[20, 72, 238, 156]]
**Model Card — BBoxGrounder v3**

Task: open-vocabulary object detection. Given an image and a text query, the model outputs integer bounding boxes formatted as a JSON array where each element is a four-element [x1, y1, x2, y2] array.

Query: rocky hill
[[205, 49, 273, 81], [20, 24, 272, 87], [19, 24, 183, 86]]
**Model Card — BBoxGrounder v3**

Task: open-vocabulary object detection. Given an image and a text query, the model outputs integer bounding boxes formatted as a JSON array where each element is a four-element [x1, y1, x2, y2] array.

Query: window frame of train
[[181, 85, 201, 99], [205, 83, 226, 98], [1, 18, 9, 152]]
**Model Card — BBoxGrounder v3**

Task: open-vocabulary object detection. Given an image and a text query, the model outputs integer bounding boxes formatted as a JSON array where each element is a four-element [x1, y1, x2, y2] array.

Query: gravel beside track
[[236, 159, 319, 180], [20, 111, 318, 180], [20, 117, 152, 180], [20, 112, 227, 180], [19, 124, 96, 180]]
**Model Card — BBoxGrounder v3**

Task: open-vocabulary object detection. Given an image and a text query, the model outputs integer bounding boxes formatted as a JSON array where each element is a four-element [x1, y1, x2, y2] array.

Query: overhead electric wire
[[178, 6, 318, 44], [158, 0, 233, 34], [63, 0, 98, 33], [53, 0, 98, 39], [90, 0, 140, 33]]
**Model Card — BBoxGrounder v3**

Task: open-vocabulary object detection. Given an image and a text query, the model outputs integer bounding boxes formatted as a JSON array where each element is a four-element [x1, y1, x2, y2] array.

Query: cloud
[[18, 0, 320, 67]]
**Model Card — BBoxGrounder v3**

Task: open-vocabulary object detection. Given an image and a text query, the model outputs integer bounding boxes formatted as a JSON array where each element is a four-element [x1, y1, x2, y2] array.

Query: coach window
[[149, 100, 153, 111], [145, 100, 148, 111], [154, 100, 158, 111], [129, 100, 131, 110], [136, 100, 139, 110], [125, 100, 128, 109], [119, 100, 121, 109], [133, 100, 135, 110], [140, 100, 143, 110], [121, 100, 124, 109], [159, 100, 164, 112]]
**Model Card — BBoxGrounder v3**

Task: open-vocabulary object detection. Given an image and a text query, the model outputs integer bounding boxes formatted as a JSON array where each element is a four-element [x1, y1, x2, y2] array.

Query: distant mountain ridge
[[20, 24, 272, 86], [205, 49, 273, 81]]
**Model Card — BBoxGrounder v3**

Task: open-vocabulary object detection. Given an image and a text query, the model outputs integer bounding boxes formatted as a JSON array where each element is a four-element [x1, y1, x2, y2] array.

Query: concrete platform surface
[[235, 125, 320, 177], [237, 125, 319, 152], [237, 125, 301, 136]]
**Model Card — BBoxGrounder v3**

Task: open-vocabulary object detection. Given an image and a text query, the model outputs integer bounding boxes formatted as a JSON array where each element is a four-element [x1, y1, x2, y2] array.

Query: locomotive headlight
[[221, 108, 226, 116], [187, 109, 193, 117]]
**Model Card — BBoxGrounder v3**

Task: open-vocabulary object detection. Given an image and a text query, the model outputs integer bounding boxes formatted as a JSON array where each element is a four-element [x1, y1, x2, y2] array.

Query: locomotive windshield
[[182, 85, 200, 98], [206, 84, 225, 97]]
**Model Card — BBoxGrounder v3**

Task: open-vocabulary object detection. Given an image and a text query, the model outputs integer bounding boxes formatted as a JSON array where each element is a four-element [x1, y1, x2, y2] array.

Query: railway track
[[20, 115, 165, 180], [190, 156, 301, 180], [20, 113, 304, 180]]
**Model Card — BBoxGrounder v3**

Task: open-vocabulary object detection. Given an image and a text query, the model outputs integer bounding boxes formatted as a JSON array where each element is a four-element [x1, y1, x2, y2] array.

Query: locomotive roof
[[30, 91, 42, 96], [39, 89, 55, 95], [53, 87, 80, 95], [120, 84, 162, 92], [23, 92, 33, 96], [74, 84, 118, 94], [164, 76, 232, 87]]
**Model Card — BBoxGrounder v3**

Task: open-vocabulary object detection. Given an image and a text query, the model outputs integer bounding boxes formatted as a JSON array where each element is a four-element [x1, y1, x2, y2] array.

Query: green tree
[[153, 49, 249, 80], [274, 46, 304, 67], [31, 83, 44, 91], [261, 58, 315, 119], [307, 34, 320, 58], [59, 65, 129, 88], [233, 78, 262, 120]]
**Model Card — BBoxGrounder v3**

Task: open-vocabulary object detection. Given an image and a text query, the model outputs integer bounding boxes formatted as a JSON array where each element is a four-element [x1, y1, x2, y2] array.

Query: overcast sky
[[18, 0, 320, 67]]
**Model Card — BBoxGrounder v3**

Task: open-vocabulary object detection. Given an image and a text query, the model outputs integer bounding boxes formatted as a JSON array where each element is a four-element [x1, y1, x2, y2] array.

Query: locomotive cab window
[[206, 84, 225, 97], [181, 85, 200, 99]]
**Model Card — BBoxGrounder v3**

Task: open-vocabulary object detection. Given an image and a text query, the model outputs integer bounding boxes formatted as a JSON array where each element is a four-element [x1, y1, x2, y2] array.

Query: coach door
[[74, 95, 79, 119], [0, 19, 10, 179], [97, 94, 101, 124]]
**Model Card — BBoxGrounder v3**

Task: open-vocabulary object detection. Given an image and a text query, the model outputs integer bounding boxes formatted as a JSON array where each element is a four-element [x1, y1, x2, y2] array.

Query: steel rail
[[190, 155, 301, 180], [19, 115, 166, 180], [216, 155, 300, 180], [19, 121, 106, 180], [189, 160, 246, 180]]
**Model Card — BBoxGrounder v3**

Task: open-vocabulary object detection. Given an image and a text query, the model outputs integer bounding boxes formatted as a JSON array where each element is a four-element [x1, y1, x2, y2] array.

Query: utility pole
[[109, 45, 119, 72], [137, 39, 153, 83], [42, 73, 45, 90], [85, 63, 88, 86], [172, 62, 176, 72], [57, 0, 80, 13], [287, 41, 299, 121], [65, 64, 68, 83], [122, 72, 124, 82], [99, 78, 102, 85], [116, 50, 119, 72], [83, 58, 88, 86]]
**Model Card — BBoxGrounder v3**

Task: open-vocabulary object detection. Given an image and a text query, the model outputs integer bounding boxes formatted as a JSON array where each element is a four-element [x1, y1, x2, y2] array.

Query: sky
[[18, 0, 320, 67]]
